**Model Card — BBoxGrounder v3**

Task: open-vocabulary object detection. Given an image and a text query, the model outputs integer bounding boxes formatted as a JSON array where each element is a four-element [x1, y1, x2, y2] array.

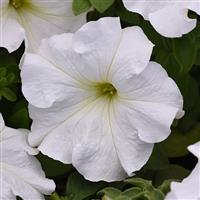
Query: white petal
[[117, 100, 180, 143], [38, 33, 74, 63], [113, 62, 183, 114], [188, 141, 200, 160], [0, 182, 16, 200], [28, 94, 99, 147], [2, 160, 54, 200], [39, 32, 114, 84], [149, 4, 197, 38], [166, 164, 200, 199], [110, 100, 154, 175], [123, 1, 197, 38], [37, 33, 85, 82], [0, 1, 25, 52], [21, 52, 92, 108], [17, 0, 86, 52], [1, 121, 55, 200], [72, 19, 153, 82], [1, 0, 86, 52], [113, 62, 183, 143], [29, 0, 85, 33], [2, 171, 44, 200], [188, 2, 200, 15], [166, 141, 200, 199], [71, 98, 127, 181], [0, 17, 25, 52], [73, 17, 121, 54], [1, 128, 38, 159], [30, 96, 153, 181], [35, 98, 127, 182], [123, 0, 165, 20], [108, 26, 154, 80], [21, 18, 123, 108], [0, 113, 5, 132], [72, 17, 122, 82], [1, 0, 9, 10]]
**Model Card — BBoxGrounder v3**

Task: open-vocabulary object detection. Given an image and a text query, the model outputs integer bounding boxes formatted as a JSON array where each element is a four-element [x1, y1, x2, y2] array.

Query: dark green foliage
[[89, 0, 115, 13], [98, 178, 166, 200], [0, 49, 20, 102], [73, 0, 91, 15]]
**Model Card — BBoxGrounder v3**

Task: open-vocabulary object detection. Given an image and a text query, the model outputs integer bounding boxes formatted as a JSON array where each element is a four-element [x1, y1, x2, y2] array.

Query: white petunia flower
[[21, 17, 184, 182], [122, 0, 200, 38], [0, 114, 55, 200], [165, 141, 200, 200], [0, 0, 86, 52]]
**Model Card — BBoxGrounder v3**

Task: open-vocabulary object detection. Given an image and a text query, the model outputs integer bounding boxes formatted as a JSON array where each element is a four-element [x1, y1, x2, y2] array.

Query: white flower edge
[[0, 0, 86, 53], [0, 17, 26, 53], [21, 17, 184, 182], [165, 141, 200, 200], [122, 0, 199, 38], [0, 114, 55, 200]]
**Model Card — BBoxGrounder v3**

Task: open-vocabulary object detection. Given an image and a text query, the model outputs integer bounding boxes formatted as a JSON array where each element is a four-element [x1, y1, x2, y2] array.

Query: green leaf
[[154, 165, 190, 186], [187, 24, 200, 48], [37, 153, 72, 177], [99, 187, 143, 200], [173, 36, 197, 74], [158, 180, 172, 195], [0, 68, 7, 78], [146, 189, 164, 200], [6, 73, 16, 84], [116, 9, 140, 25], [144, 145, 169, 170], [90, 0, 115, 13], [66, 172, 106, 200], [124, 178, 153, 191], [124, 178, 165, 200], [99, 178, 167, 200], [0, 52, 20, 102], [98, 187, 121, 198], [140, 20, 164, 47], [0, 77, 7, 87], [122, 187, 142, 197], [72, 0, 91, 15], [7, 100, 31, 129], [153, 47, 181, 79], [176, 74, 199, 111], [115, 196, 129, 200], [0, 87, 17, 101], [195, 50, 200, 65], [178, 97, 200, 132], [50, 193, 70, 200], [50, 193, 62, 200], [0, 54, 19, 77], [158, 123, 200, 157]]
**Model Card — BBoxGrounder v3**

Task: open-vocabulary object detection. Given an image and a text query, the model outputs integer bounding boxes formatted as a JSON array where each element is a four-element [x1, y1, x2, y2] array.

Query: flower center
[[97, 83, 117, 97], [10, 0, 24, 9]]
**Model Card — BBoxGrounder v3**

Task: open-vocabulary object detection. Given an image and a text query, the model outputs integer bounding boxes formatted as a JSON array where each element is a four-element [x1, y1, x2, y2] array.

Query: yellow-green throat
[[97, 83, 117, 98], [10, 0, 24, 9]]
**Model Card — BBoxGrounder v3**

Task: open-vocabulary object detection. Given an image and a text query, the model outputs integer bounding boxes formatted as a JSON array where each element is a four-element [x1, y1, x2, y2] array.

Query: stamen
[[10, 0, 24, 9], [97, 83, 117, 97]]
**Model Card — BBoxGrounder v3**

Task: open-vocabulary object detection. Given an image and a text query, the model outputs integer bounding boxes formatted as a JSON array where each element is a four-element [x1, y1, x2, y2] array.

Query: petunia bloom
[[165, 141, 200, 199], [122, 0, 200, 38], [0, 114, 55, 199], [21, 17, 184, 182], [0, 0, 86, 52]]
